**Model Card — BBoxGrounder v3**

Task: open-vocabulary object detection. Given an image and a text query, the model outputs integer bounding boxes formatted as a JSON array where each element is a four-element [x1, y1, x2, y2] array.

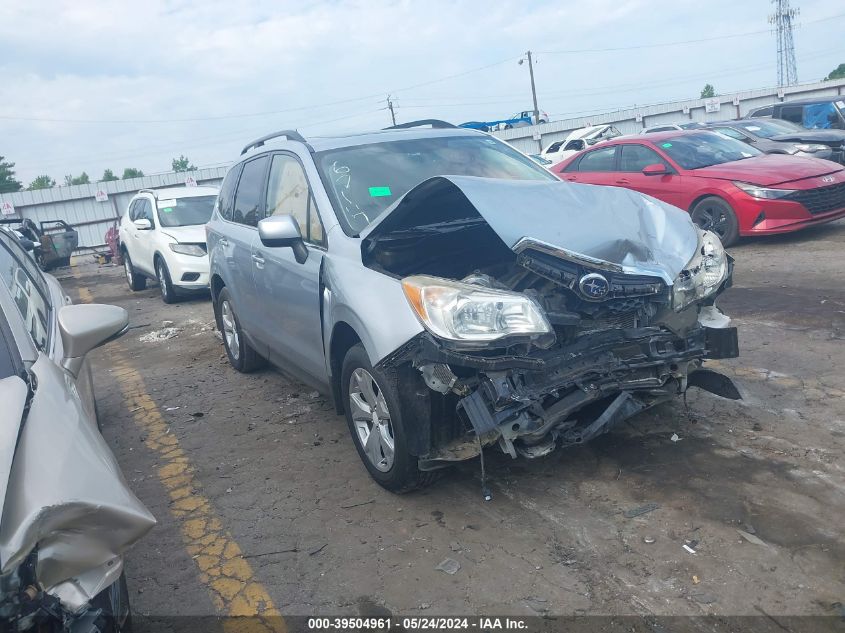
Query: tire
[[155, 257, 178, 304], [341, 343, 437, 494], [690, 196, 739, 247], [215, 287, 265, 372], [123, 251, 147, 291]]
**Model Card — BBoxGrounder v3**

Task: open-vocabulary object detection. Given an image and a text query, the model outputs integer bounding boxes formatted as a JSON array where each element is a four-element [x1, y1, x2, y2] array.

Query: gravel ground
[[61, 220, 845, 620]]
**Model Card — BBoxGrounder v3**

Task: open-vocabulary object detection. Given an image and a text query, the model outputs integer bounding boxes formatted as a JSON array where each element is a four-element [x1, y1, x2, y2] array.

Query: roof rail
[[241, 130, 311, 155], [138, 188, 158, 198], [385, 119, 457, 130]]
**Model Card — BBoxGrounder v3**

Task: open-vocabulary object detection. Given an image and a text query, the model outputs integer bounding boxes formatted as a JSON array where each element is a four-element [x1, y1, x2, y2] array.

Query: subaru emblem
[[822, 175, 835, 183], [579, 273, 610, 299]]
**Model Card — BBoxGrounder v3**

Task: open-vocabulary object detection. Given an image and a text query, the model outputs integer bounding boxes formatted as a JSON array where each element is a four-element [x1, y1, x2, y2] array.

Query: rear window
[[656, 132, 761, 169]]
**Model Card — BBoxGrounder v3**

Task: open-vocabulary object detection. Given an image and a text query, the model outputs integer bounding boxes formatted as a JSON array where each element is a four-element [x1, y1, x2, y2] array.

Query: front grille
[[785, 182, 845, 215], [578, 311, 638, 336]]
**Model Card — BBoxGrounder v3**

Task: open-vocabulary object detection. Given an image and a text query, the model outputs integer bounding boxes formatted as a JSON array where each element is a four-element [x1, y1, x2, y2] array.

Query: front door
[[617, 143, 686, 207], [132, 197, 157, 275], [252, 152, 327, 384]]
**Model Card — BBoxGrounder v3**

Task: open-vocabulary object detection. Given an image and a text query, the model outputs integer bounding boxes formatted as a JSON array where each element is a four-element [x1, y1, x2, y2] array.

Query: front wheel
[[341, 344, 436, 493], [690, 196, 739, 247], [155, 257, 178, 304]]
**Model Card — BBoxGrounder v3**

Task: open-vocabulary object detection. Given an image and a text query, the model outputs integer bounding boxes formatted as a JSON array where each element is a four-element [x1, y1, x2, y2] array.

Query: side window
[[753, 106, 774, 117], [576, 146, 617, 172], [546, 141, 565, 153], [232, 157, 268, 227], [217, 164, 241, 222], [139, 199, 155, 225], [780, 106, 803, 124], [265, 154, 326, 246], [0, 235, 51, 350], [127, 200, 138, 221], [564, 140, 584, 151], [619, 145, 669, 172]]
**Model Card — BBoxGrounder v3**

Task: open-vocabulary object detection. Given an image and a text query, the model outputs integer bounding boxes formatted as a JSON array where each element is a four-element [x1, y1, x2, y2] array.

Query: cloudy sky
[[2, 0, 843, 184]]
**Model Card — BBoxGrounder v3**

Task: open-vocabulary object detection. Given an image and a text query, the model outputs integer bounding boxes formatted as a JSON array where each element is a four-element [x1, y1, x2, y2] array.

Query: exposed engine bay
[[361, 176, 741, 467]]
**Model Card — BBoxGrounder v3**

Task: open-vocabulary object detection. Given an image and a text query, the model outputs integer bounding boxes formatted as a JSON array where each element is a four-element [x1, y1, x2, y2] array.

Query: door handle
[[616, 178, 630, 185], [252, 254, 265, 268], [566, 176, 577, 181], [218, 238, 229, 247]]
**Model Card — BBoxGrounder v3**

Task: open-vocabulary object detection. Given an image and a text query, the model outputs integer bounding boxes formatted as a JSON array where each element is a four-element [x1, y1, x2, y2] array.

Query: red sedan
[[551, 130, 845, 245]]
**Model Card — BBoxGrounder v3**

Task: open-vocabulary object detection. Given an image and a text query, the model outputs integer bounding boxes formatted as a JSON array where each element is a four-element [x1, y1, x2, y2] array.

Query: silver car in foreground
[[0, 228, 155, 631], [207, 121, 740, 493]]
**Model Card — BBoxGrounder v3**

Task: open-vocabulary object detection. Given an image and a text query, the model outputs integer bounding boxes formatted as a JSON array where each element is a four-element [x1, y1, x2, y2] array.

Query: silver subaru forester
[[206, 121, 740, 493]]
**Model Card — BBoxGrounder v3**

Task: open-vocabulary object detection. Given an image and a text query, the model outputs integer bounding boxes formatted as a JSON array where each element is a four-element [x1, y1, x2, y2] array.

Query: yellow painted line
[[71, 265, 285, 632]]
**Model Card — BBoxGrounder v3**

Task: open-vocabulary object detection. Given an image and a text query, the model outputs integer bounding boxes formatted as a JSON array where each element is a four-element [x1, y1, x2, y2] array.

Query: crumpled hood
[[362, 176, 699, 283], [160, 224, 207, 244]]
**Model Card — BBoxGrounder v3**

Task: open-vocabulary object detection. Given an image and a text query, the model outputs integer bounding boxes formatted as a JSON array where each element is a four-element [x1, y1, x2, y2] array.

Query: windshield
[[658, 132, 762, 169], [156, 196, 216, 227], [315, 134, 556, 235], [733, 119, 802, 138]]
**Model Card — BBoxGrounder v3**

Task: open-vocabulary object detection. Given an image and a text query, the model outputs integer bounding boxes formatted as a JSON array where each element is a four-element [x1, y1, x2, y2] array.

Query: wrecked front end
[[362, 176, 740, 468], [0, 357, 155, 632]]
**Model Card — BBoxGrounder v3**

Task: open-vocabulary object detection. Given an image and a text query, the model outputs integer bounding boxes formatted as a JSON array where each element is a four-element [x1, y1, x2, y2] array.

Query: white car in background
[[541, 124, 621, 163], [119, 186, 218, 303]]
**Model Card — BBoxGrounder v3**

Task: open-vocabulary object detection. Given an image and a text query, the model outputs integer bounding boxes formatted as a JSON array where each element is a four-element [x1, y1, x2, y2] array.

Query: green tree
[[825, 63, 845, 80], [122, 167, 144, 179], [64, 172, 90, 186], [28, 175, 56, 190], [700, 84, 716, 98], [100, 168, 119, 182], [0, 156, 23, 194], [171, 155, 197, 172]]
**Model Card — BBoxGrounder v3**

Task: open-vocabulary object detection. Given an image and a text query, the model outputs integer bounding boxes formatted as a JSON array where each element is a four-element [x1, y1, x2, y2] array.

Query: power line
[[537, 10, 844, 55]]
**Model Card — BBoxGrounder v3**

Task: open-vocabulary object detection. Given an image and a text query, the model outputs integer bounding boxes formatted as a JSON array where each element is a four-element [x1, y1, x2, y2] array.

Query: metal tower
[[769, 0, 799, 86]]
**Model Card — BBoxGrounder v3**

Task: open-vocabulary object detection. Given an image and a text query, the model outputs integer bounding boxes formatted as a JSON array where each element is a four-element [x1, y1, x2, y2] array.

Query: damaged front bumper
[[382, 313, 739, 469]]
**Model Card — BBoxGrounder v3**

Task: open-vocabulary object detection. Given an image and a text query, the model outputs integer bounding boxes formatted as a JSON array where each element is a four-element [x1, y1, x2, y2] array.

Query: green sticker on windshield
[[161, 207, 174, 213], [661, 142, 673, 148], [368, 186, 392, 197]]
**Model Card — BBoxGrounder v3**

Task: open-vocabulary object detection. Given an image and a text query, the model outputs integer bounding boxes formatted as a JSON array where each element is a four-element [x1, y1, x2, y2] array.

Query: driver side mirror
[[133, 218, 152, 230], [258, 215, 308, 264], [59, 304, 129, 377], [642, 163, 670, 176]]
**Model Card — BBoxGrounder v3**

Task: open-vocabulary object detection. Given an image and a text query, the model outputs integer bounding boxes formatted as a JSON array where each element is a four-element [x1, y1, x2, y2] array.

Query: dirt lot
[[62, 221, 845, 621]]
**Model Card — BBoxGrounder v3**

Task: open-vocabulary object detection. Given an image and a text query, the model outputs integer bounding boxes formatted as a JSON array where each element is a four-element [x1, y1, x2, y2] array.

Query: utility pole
[[387, 95, 397, 126], [526, 51, 540, 126]]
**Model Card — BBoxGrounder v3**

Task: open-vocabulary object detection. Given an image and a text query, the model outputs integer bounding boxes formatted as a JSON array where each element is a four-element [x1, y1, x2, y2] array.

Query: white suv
[[119, 186, 218, 303]]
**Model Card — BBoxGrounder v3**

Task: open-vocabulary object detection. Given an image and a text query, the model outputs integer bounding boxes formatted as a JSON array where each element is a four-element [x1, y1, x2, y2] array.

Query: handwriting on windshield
[[332, 161, 370, 228]]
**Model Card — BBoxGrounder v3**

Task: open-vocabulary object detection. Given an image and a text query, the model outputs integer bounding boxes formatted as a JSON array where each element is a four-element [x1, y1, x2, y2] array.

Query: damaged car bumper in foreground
[[361, 176, 741, 471]]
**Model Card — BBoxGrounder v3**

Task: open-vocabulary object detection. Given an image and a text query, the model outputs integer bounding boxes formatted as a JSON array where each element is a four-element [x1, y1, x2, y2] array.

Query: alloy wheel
[[124, 257, 133, 285], [692, 204, 729, 238], [220, 300, 240, 360], [348, 368, 395, 472]]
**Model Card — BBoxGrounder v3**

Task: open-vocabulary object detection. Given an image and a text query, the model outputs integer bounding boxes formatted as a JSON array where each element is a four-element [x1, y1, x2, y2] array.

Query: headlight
[[401, 275, 553, 346], [733, 181, 795, 199], [794, 143, 828, 153], [672, 231, 729, 311], [169, 243, 206, 257]]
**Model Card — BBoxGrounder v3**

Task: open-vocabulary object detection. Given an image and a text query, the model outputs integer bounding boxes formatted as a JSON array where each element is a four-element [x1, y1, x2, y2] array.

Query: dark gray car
[[206, 122, 740, 494], [705, 119, 842, 162]]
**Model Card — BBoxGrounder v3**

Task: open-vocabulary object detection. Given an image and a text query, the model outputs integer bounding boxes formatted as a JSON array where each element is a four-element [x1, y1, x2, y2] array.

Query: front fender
[[323, 257, 424, 366]]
